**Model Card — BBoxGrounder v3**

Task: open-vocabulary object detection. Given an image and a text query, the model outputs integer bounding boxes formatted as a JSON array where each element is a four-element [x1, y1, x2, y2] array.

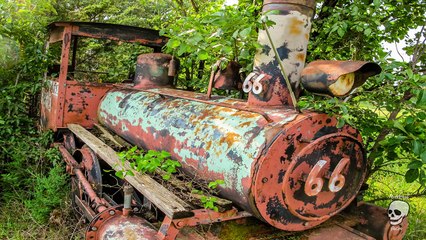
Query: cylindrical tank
[[98, 87, 367, 231]]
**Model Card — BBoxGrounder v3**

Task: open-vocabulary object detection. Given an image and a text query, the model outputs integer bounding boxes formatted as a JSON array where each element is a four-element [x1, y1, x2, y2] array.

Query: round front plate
[[282, 134, 365, 221]]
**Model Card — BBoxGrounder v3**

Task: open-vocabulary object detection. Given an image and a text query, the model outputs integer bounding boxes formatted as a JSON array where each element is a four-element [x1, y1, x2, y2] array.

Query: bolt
[[262, 177, 268, 183], [176, 221, 185, 228], [91, 226, 98, 231], [109, 210, 115, 215], [303, 222, 309, 226], [133, 207, 139, 212]]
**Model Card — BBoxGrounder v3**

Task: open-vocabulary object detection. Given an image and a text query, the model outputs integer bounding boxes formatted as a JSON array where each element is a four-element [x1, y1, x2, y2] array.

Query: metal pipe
[[246, 0, 316, 107], [123, 183, 133, 217]]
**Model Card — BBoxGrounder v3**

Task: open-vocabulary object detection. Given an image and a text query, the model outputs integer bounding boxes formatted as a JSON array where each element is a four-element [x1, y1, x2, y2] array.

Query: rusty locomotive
[[41, 0, 408, 239]]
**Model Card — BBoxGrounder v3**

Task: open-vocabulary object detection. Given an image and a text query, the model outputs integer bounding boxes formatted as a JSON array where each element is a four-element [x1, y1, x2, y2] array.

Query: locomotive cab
[[41, 21, 168, 131]]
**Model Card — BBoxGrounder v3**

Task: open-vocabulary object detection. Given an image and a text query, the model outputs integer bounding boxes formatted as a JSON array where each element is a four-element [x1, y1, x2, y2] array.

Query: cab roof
[[48, 21, 168, 49]]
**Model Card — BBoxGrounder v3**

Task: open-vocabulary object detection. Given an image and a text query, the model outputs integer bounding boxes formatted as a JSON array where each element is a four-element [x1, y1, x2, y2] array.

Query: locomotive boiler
[[41, 0, 409, 239]]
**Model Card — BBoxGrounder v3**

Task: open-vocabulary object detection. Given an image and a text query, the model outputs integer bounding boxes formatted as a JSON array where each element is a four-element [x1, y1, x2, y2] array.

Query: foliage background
[[0, 0, 424, 239]]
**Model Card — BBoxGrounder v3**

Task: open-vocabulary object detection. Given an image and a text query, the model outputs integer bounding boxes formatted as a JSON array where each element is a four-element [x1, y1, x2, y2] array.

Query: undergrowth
[[0, 84, 70, 237]]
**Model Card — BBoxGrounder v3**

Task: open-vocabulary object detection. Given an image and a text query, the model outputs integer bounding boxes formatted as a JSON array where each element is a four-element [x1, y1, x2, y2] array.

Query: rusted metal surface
[[300, 60, 382, 97], [59, 145, 109, 213], [307, 224, 375, 240], [74, 145, 103, 196], [64, 81, 114, 129], [98, 86, 366, 231], [86, 205, 158, 240], [48, 22, 168, 49], [246, 0, 315, 106], [134, 53, 175, 89], [352, 202, 408, 240], [41, 25, 72, 131], [122, 184, 133, 217], [42, 21, 167, 132], [252, 114, 365, 230], [158, 208, 251, 240], [212, 61, 242, 90], [41, 77, 115, 131]]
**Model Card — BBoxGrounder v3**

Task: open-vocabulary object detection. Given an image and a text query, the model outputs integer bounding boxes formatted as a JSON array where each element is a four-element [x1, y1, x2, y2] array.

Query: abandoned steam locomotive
[[41, 0, 408, 239]]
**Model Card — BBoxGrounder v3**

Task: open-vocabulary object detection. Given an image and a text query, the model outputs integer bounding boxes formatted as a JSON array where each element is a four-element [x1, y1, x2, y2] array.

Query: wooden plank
[[93, 123, 124, 148], [155, 169, 233, 212], [68, 124, 193, 219]]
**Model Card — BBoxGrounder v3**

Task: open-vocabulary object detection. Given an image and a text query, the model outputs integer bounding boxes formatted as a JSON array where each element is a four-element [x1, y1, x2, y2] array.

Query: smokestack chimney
[[243, 0, 315, 107]]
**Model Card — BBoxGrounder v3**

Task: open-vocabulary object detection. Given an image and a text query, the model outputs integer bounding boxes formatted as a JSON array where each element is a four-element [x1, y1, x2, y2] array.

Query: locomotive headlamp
[[300, 60, 381, 97]]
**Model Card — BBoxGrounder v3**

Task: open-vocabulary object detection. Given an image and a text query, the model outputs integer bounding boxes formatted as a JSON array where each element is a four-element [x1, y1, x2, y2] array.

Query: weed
[[116, 146, 181, 180]]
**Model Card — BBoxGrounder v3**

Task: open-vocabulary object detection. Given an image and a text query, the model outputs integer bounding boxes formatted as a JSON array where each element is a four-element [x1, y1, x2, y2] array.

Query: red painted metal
[[41, 22, 168, 131], [207, 60, 242, 98], [252, 115, 365, 231], [64, 81, 114, 129], [157, 208, 252, 240]]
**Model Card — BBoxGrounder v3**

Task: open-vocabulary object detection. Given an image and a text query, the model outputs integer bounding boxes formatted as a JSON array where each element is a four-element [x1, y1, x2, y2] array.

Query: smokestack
[[243, 0, 315, 107]]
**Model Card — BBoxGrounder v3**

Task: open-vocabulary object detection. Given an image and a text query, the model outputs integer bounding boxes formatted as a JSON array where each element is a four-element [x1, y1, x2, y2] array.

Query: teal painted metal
[[98, 88, 298, 209]]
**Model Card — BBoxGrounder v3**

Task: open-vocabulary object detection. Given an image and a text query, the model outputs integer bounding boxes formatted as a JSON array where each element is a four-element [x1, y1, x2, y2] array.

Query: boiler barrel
[[98, 88, 367, 231]]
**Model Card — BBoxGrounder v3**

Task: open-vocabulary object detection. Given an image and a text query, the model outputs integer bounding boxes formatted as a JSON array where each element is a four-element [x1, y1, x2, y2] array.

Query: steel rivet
[[303, 222, 309, 226], [91, 226, 98, 231], [133, 207, 139, 212], [109, 210, 115, 215], [262, 177, 268, 183]]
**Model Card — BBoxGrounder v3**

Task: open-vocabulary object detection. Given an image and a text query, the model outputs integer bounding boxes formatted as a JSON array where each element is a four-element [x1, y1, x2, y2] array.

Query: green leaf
[[408, 160, 423, 169], [115, 171, 124, 179], [337, 28, 345, 37], [416, 90, 426, 108], [168, 39, 181, 49], [393, 121, 408, 135], [405, 169, 419, 183], [413, 140, 422, 155], [336, 118, 345, 128], [198, 50, 209, 60], [126, 170, 134, 176], [421, 151, 426, 164], [239, 27, 251, 38], [364, 28, 372, 36], [406, 68, 413, 79]]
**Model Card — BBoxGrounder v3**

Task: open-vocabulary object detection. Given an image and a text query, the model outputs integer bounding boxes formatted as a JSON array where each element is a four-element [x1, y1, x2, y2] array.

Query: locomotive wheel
[[71, 145, 103, 219]]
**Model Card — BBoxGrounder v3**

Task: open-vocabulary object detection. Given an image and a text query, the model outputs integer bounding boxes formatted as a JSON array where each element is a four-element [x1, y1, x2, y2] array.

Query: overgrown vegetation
[[116, 146, 181, 180], [117, 146, 225, 212], [0, 0, 424, 238]]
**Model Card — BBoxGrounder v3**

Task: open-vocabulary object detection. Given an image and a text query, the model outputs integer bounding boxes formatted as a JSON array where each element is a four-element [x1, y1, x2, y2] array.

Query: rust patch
[[289, 18, 304, 35], [296, 53, 305, 62]]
